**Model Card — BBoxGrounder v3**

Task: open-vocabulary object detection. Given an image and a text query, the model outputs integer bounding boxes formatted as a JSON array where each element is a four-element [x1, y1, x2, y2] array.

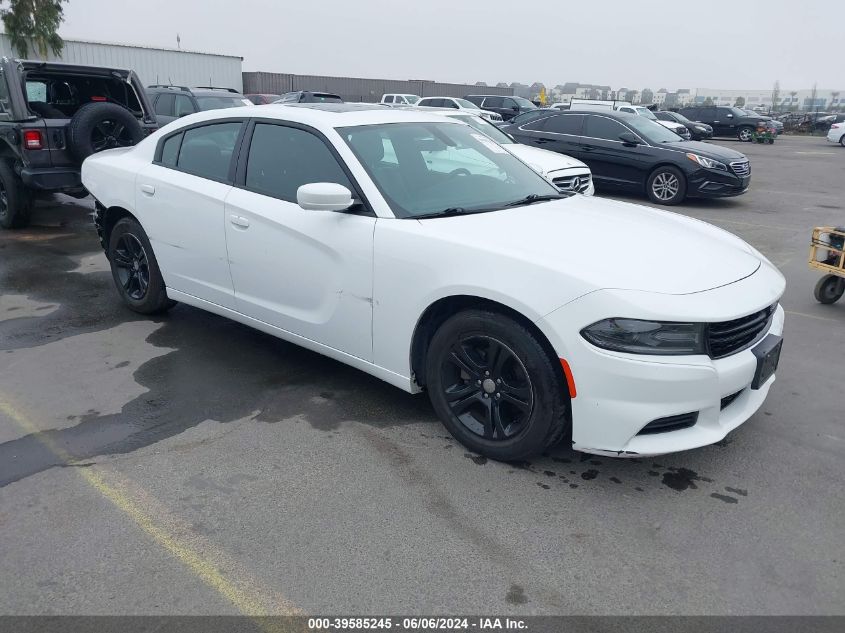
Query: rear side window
[[174, 94, 195, 117], [384, 95, 394, 103], [483, 96, 504, 108], [543, 114, 584, 135], [245, 123, 352, 202], [176, 122, 242, 182], [159, 132, 182, 166], [154, 93, 174, 116]]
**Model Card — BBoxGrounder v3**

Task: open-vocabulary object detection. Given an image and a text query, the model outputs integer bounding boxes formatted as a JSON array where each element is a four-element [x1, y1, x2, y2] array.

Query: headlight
[[686, 153, 727, 171], [581, 318, 705, 355]]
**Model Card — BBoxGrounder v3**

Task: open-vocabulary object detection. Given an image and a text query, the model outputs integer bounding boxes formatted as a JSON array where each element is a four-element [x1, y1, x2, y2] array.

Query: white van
[[380, 94, 421, 106]]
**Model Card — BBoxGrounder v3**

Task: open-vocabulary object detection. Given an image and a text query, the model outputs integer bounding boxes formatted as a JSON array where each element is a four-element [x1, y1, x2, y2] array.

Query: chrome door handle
[[140, 184, 155, 196], [229, 214, 250, 228]]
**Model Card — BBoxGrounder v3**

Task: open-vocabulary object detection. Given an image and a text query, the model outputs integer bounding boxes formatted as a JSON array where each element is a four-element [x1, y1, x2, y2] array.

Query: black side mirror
[[512, 105, 520, 111], [619, 132, 640, 146]]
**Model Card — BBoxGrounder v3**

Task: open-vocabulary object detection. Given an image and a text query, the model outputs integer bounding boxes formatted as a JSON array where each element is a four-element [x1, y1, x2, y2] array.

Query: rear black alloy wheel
[[108, 217, 175, 314], [0, 161, 31, 229], [112, 233, 150, 300], [441, 335, 534, 441], [425, 310, 570, 461]]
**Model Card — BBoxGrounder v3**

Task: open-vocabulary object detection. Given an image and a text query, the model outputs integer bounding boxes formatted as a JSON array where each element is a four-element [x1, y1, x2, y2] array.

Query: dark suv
[[274, 91, 343, 104], [678, 106, 768, 142], [0, 59, 156, 229], [464, 94, 537, 121], [147, 85, 251, 125]]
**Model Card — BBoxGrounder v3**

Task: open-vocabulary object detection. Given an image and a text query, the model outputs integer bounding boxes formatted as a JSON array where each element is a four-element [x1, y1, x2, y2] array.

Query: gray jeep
[[0, 58, 157, 228]]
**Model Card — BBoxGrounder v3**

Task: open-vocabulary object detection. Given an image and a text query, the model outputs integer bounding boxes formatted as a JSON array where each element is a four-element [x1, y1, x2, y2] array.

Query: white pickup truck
[[569, 99, 691, 140], [380, 94, 421, 106]]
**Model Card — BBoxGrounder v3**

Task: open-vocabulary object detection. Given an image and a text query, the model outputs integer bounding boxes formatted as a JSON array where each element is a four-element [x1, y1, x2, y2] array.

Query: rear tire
[[108, 217, 175, 314], [68, 102, 145, 162], [425, 310, 570, 461], [0, 161, 31, 229], [646, 166, 686, 205], [814, 275, 844, 304], [840, 134, 845, 147], [738, 126, 753, 142]]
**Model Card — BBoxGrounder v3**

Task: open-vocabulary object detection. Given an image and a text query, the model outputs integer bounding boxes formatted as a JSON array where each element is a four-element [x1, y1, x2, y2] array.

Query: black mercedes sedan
[[503, 110, 750, 205]]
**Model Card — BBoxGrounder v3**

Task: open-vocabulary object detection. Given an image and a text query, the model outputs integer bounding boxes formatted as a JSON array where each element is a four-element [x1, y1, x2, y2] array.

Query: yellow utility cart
[[809, 226, 845, 304]]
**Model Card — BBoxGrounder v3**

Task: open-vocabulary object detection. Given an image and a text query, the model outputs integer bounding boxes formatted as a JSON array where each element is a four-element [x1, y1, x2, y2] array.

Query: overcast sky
[[60, 0, 840, 90]]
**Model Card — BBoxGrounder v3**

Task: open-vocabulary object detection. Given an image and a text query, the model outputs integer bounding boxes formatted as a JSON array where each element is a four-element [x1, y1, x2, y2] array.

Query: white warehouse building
[[0, 34, 244, 91]]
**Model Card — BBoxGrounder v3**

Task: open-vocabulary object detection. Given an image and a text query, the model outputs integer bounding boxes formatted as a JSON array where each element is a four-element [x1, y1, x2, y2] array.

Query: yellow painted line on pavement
[[0, 397, 303, 620], [785, 310, 843, 324]]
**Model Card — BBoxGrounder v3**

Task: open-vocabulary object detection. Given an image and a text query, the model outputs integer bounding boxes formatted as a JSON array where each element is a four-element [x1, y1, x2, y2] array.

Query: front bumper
[[540, 268, 785, 457], [20, 167, 83, 192], [688, 167, 749, 199]]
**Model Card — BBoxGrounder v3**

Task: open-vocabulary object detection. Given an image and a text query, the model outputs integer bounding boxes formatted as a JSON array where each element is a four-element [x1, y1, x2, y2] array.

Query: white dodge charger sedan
[[82, 103, 785, 461]]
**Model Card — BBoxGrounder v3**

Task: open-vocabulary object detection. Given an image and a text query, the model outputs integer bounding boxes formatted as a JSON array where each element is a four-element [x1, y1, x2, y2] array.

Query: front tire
[[738, 126, 753, 142], [425, 310, 570, 461], [840, 134, 845, 148], [108, 217, 174, 314], [814, 275, 844, 304], [646, 166, 686, 205], [0, 162, 31, 229]]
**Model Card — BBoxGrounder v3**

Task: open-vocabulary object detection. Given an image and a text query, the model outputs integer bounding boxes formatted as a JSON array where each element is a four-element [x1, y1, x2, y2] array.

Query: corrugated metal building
[[243, 72, 513, 102], [0, 35, 244, 91]]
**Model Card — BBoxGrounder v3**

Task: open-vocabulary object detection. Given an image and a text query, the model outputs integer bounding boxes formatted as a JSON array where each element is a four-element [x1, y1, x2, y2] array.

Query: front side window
[[342, 122, 560, 218], [511, 96, 537, 110], [405, 95, 420, 104], [449, 114, 513, 145], [483, 96, 504, 108], [585, 116, 629, 141], [174, 94, 195, 117], [245, 123, 352, 202], [176, 121, 243, 181]]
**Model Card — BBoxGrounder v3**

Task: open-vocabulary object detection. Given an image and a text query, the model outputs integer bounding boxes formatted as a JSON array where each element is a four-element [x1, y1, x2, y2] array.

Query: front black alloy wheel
[[425, 310, 570, 461], [441, 335, 534, 441], [108, 217, 174, 314], [646, 166, 686, 206]]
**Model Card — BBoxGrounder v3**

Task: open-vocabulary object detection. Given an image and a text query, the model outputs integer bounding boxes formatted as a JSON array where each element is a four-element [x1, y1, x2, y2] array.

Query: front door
[[580, 114, 650, 191], [224, 121, 375, 361]]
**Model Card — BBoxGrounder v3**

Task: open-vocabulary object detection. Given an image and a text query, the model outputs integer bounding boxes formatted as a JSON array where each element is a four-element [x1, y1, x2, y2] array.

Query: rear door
[[581, 114, 651, 191], [516, 113, 585, 160], [481, 96, 506, 119], [135, 119, 245, 309]]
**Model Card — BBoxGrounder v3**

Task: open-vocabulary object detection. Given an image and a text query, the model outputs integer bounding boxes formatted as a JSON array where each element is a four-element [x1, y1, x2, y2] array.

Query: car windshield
[[636, 107, 658, 120], [623, 116, 683, 143], [454, 98, 479, 109], [510, 110, 555, 126], [512, 97, 537, 110], [341, 122, 560, 218], [196, 96, 248, 110], [448, 114, 514, 144], [670, 112, 693, 124], [405, 95, 420, 104]]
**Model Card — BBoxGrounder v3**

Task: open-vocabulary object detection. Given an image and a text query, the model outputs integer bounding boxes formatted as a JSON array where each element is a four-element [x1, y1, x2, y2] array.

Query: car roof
[[147, 85, 244, 97], [167, 102, 466, 130]]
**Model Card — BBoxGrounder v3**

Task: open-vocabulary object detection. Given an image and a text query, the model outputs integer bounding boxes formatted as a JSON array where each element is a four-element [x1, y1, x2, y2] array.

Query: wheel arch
[[95, 203, 139, 252], [409, 294, 567, 392], [646, 161, 688, 192]]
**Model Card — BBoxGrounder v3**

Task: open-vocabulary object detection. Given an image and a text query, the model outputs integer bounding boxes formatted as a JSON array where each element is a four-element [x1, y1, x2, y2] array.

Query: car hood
[[656, 140, 748, 162], [415, 196, 762, 295], [505, 143, 588, 173]]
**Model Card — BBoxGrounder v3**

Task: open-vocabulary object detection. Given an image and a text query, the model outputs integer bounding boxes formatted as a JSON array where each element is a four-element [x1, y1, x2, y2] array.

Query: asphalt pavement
[[0, 134, 843, 616]]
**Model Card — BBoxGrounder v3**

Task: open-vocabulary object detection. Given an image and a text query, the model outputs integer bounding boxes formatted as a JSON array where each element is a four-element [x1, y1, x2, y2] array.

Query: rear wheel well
[[410, 295, 565, 391], [96, 204, 137, 251]]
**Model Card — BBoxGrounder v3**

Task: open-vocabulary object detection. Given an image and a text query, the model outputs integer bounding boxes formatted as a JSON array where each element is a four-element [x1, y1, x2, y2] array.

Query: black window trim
[[152, 117, 248, 185], [233, 117, 375, 217], [522, 112, 586, 136], [582, 114, 646, 144]]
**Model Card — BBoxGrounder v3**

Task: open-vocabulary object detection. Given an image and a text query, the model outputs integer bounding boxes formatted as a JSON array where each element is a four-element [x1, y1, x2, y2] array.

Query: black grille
[[730, 160, 751, 177], [720, 390, 743, 410], [707, 304, 776, 359], [637, 412, 699, 435]]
